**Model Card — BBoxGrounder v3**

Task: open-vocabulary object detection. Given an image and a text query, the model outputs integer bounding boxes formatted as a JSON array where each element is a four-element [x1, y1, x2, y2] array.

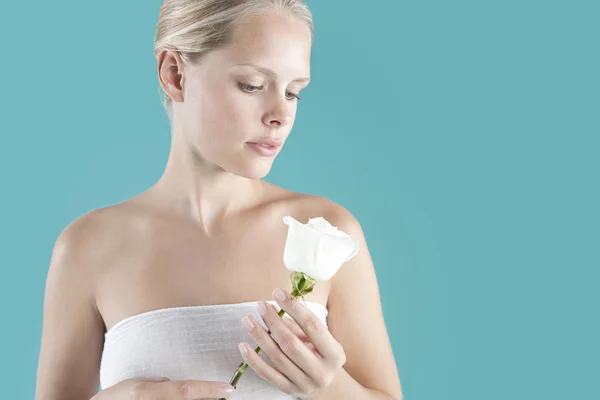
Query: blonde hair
[[153, 0, 314, 120]]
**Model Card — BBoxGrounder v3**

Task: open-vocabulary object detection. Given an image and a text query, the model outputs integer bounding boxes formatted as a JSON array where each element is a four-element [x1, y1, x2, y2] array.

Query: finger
[[267, 303, 305, 337], [279, 313, 319, 355], [157, 380, 235, 399], [280, 311, 307, 339], [238, 341, 300, 396], [277, 307, 314, 345], [256, 302, 322, 377], [272, 289, 345, 365], [242, 313, 313, 391]]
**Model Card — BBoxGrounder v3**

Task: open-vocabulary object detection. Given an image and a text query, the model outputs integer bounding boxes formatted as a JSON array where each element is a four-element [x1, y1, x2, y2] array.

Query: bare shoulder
[[283, 190, 361, 233], [58, 206, 118, 248], [288, 194, 403, 400], [291, 193, 367, 278], [35, 203, 146, 400], [35, 207, 118, 399], [44, 203, 138, 335], [290, 194, 371, 289], [50, 204, 138, 314], [279, 190, 366, 271], [54, 204, 137, 271]]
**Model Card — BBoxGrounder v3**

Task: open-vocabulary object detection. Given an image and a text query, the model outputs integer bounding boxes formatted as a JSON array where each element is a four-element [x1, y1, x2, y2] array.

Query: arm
[[313, 204, 403, 400], [35, 215, 106, 400]]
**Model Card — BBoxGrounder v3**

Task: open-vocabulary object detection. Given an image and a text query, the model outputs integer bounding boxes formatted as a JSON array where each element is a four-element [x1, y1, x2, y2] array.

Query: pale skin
[[35, 10, 403, 400]]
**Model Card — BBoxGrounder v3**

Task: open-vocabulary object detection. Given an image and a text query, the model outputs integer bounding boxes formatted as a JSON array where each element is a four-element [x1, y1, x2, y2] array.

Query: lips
[[247, 138, 282, 148], [247, 142, 279, 157]]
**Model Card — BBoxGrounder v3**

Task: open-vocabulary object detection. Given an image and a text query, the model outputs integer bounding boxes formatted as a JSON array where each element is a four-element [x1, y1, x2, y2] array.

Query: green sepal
[[290, 271, 317, 300]]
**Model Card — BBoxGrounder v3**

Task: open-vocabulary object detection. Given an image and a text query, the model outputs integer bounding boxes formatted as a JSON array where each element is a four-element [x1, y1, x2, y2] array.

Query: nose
[[262, 97, 292, 128]]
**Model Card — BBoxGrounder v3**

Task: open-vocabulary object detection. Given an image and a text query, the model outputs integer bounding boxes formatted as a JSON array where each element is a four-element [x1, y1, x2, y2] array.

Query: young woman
[[35, 1, 403, 399]]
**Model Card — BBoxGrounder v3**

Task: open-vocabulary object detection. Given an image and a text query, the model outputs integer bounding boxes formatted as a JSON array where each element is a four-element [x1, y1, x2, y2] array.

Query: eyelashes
[[237, 83, 302, 101], [238, 83, 261, 93]]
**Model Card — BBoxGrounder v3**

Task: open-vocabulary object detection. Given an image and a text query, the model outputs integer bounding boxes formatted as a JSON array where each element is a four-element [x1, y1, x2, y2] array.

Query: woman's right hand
[[91, 376, 236, 399]]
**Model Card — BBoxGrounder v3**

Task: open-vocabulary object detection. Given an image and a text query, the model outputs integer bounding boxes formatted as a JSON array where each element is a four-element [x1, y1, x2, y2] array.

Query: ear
[[157, 49, 186, 103]]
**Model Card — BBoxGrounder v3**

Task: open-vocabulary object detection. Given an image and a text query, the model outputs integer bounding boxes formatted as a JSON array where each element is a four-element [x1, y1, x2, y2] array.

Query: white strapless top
[[99, 300, 328, 399]]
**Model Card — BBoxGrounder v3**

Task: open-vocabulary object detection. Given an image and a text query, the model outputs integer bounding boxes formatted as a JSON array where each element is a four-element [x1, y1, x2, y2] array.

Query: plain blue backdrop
[[0, 1, 598, 399]]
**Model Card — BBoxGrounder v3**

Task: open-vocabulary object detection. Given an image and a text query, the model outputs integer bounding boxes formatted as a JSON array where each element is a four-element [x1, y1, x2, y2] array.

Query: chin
[[231, 161, 274, 180], [247, 165, 273, 180]]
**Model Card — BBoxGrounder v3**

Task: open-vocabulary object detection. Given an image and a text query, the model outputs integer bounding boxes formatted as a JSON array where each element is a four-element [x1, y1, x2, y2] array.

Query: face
[[162, 11, 312, 179]]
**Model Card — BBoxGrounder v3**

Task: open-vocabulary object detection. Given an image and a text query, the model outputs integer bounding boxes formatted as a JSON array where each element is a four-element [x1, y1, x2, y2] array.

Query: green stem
[[218, 307, 290, 400]]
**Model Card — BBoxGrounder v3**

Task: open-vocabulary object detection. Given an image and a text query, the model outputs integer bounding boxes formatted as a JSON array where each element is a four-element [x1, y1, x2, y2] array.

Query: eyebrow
[[233, 63, 310, 83]]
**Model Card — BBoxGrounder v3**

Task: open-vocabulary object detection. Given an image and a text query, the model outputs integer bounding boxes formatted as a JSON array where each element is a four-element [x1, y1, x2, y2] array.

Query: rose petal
[[282, 216, 359, 281]]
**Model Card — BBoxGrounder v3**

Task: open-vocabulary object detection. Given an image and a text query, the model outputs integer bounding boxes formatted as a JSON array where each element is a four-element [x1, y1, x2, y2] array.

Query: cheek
[[212, 84, 253, 119], [220, 93, 249, 125], [196, 87, 257, 144], [290, 102, 299, 118]]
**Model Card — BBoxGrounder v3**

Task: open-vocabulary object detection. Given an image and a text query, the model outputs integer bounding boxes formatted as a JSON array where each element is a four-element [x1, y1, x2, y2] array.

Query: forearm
[[308, 367, 394, 400]]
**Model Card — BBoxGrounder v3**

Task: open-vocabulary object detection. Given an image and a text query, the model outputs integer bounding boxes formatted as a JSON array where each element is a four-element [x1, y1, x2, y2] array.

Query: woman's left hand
[[239, 288, 346, 398]]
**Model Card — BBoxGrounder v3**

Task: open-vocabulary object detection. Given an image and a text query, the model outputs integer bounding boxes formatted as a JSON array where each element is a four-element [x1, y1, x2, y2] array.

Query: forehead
[[219, 12, 312, 77]]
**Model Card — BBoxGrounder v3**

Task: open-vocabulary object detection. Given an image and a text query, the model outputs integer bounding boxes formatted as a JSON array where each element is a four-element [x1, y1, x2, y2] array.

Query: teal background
[[0, 1, 597, 399]]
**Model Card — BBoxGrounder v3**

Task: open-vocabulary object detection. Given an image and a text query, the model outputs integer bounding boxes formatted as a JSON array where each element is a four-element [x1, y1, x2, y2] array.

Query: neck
[[148, 133, 264, 234]]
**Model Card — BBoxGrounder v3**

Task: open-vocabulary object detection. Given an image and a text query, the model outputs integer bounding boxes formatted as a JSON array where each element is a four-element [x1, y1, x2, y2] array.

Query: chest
[[95, 214, 329, 333]]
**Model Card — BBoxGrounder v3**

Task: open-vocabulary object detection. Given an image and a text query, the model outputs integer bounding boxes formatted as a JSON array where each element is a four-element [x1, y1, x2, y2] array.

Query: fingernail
[[257, 301, 267, 316], [239, 343, 249, 354], [273, 288, 286, 302], [221, 384, 235, 394], [242, 316, 254, 331]]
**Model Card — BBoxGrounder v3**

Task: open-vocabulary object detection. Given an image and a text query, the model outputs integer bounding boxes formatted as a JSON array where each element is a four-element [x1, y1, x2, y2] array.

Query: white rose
[[282, 216, 359, 281], [220, 215, 360, 393]]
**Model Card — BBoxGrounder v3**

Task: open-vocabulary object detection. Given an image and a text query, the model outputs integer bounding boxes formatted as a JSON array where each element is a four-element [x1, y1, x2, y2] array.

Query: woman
[[35, 1, 403, 399]]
